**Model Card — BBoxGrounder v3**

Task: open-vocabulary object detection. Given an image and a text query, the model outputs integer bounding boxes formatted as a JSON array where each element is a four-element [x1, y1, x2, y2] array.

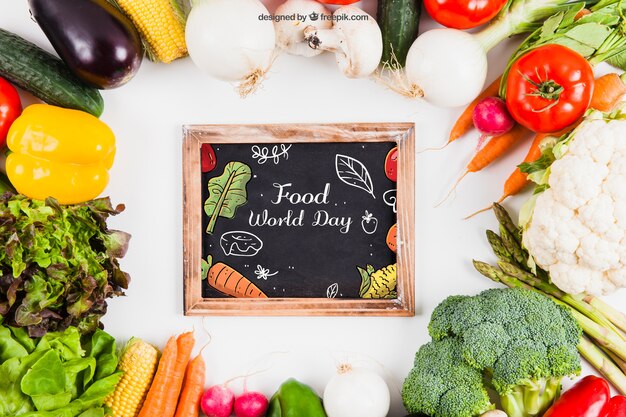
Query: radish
[[201, 385, 235, 417], [234, 391, 269, 417], [472, 97, 514, 149]]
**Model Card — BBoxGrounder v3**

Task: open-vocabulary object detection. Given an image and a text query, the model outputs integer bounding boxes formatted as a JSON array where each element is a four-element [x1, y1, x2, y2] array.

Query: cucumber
[[378, 0, 421, 67], [0, 28, 103, 117]]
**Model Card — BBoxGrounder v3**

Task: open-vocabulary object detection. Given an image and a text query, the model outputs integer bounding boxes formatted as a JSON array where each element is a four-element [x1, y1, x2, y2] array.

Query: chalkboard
[[183, 124, 415, 316]]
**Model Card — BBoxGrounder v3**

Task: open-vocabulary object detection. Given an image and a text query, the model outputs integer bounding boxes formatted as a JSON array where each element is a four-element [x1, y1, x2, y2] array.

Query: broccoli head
[[402, 338, 494, 417], [403, 288, 581, 417]]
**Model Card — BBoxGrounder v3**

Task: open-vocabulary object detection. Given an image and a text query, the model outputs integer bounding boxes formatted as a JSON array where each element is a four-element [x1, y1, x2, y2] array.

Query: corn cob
[[106, 338, 159, 417], [112, 0, 187, 63], [358, 263, 397, 299]]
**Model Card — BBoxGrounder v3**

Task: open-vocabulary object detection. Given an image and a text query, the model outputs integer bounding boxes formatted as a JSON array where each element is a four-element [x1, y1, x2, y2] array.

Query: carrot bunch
[[139, 331, 206, 417], [437, 72, 626, 217]]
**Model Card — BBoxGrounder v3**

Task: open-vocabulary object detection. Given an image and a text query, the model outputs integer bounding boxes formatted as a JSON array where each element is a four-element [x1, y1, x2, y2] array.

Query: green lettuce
[[0, 323, 121, 417], [0, 193, 130, 337]]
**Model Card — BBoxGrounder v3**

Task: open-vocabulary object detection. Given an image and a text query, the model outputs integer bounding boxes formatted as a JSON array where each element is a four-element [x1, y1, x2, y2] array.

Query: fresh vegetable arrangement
[[2, 1, 626, 417]]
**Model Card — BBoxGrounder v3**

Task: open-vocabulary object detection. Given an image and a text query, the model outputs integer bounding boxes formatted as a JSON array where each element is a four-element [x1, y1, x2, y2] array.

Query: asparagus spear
[[493, 203, 522, 243], [581, 294, 626, 335], [499, 225, 528, 268], [579, 337, 626, 394]]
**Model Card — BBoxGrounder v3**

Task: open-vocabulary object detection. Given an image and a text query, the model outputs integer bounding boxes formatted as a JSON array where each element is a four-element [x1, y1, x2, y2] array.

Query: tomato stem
[[519, 69, 563, 112]]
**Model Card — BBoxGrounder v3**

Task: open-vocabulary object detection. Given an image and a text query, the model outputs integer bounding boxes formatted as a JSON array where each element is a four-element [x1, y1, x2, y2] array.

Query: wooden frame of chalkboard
[[182, 123, 415, 316]]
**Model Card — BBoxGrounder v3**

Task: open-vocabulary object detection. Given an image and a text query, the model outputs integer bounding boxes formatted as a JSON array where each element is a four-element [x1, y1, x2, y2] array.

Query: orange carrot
[[161, 332, 196, 417], [139, 336, 179, 417], [467, 124, 530, 172], [501, 133, 546, 200], [589, 72, 626, 112], [208, 262, 268, 298], [448, 76, 502, 145], [174, 353, 206, 417], [438, 124, 531, 207]]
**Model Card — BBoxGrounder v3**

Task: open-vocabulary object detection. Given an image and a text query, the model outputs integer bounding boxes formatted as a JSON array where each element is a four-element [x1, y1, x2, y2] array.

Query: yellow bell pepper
[[6, 104, 115, 205]]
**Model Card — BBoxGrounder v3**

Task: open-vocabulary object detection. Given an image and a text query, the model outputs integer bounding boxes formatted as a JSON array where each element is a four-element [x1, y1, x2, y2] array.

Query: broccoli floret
[[402, 338, 494, 417], [403, 288, 581, 417]]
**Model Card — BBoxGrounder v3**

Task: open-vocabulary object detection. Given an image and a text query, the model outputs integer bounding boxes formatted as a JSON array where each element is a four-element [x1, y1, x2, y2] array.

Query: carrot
[[174, 353, 206, 417], [161, 332, 196, 417], [438, 124, 531, 207], [139, 336, 178, 417], [467, 124, 530, 172], [208, 262, 268, 298], [589, 72, 626, 112], [448, 76, 502, 145], [501, 133, 546, 200]]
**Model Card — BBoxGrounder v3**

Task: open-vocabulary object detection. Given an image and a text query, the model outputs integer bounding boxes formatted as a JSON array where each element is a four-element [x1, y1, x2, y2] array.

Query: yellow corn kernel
[[106, 338, 159, 417], [115, 0, 187, 63]]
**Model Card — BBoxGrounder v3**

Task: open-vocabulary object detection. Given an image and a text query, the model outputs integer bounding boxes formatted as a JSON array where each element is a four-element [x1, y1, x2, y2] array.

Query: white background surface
[[2, 2, 625, 415]]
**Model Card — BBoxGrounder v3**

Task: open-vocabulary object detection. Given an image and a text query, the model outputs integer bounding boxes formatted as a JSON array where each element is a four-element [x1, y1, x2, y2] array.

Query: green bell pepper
[[267, 378, 327, 417]]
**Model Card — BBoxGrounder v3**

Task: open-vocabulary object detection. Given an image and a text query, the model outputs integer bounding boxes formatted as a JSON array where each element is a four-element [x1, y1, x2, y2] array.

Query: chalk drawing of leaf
[[327, 283, 339, 299], [335, 154, 375, 199]]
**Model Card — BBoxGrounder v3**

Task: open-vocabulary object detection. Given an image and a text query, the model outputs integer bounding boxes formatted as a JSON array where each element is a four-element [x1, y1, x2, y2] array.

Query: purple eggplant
[[29, 0, 143, 89]]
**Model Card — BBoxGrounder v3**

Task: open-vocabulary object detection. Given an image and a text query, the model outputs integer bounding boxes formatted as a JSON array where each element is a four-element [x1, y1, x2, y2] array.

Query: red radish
[[385, 147, 398, 182], [201, 385, 235, 417], [472, 97, 515, 149], [234, 391, 269, 417]]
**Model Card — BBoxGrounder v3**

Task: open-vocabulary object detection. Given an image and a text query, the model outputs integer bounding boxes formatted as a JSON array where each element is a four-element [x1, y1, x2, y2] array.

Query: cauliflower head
[[523, 117, 626, 295]]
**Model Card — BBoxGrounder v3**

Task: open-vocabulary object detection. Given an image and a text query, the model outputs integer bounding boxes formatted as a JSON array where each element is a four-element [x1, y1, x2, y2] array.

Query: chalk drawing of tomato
[[361, 210, 378, 235], [385, 146, 398, 182]]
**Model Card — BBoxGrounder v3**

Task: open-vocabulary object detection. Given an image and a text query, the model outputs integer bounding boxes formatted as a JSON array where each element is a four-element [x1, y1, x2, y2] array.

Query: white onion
[[405, 29, 488, 108], [185, 0, 276, 95], [323, 365, 390, 417]]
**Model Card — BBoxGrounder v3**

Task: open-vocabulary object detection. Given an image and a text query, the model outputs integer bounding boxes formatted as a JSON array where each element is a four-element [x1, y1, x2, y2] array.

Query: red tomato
[[201, 143, 217, 173], [0, 77, 21, 148], [424, 0, 507, 29], [506, 45, 594, 133], [385, 147, 398, 182], [316, 0, 360, 4]]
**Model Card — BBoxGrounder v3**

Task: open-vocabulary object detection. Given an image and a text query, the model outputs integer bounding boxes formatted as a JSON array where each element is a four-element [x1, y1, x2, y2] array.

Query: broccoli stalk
[[474, 203, 626, 396], [499, 378, 561, 417], [403, 287, 582, 417]]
